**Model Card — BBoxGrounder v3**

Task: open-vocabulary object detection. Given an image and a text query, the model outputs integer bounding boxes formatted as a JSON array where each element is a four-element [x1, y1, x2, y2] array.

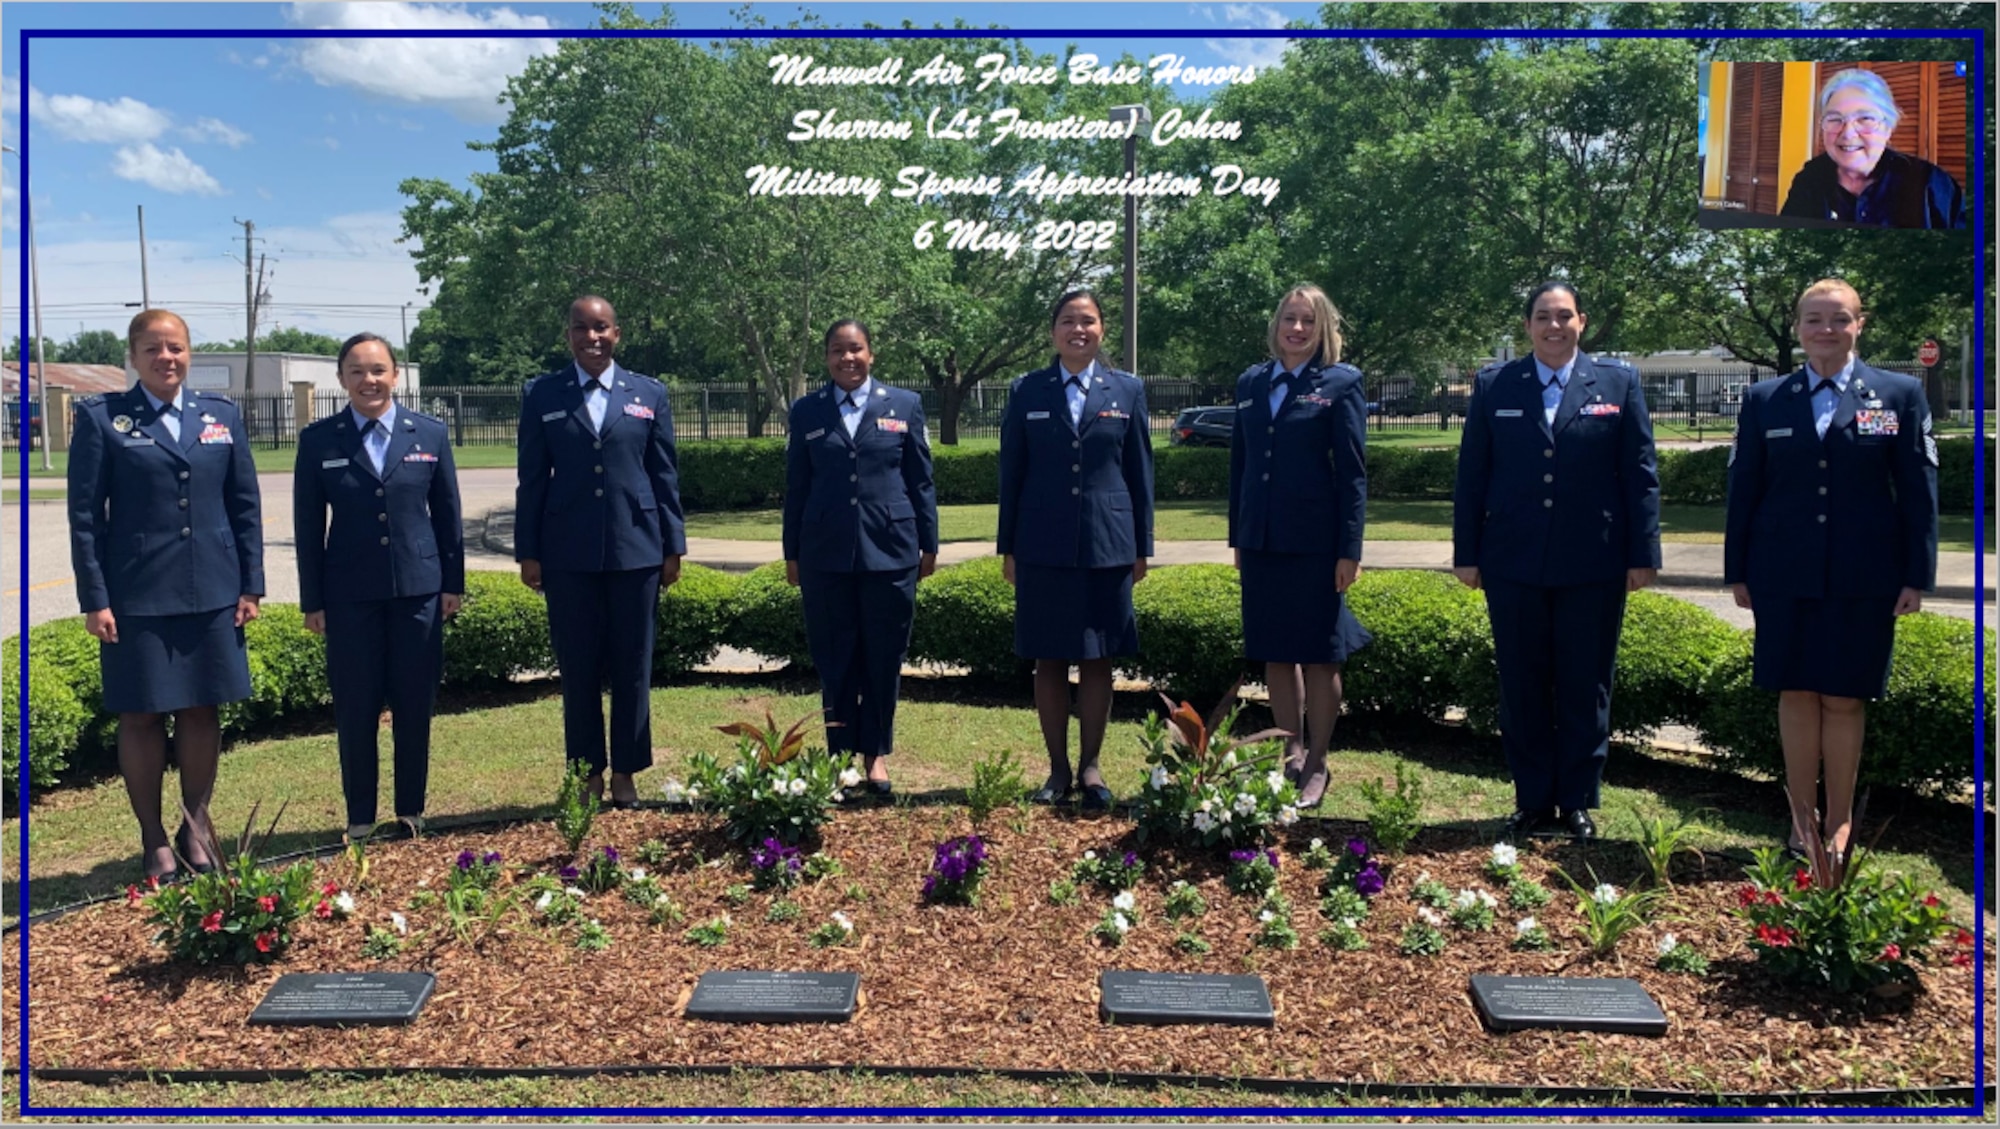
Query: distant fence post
[[700, 386, 711, 441], [290, 381, 315, 435], [46, 387, 73, 453], [454, 391, 465, 447]]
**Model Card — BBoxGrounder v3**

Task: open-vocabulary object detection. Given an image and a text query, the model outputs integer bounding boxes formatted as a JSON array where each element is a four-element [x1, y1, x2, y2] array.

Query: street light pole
[[3, 143, 52, 470], [1108, 104, 1151, 375]]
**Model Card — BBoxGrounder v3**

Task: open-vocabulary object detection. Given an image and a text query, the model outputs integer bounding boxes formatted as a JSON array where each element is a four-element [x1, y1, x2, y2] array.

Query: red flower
[[1755, 923, 1794, 947], [254, 930, 276, 953], [126, 885, 144, 906], [1793, 868, 1812, 891], [1956, 929, 1975, 947], [257, 895, 278, 913], [321, 881, 341, 897], [145, 875, 162, 891], [1923, 893, 1941, 908], [200, 911, 223, 933], [1878, 943, 1902, 962], [1735, 885, 1759, 907], [1762, 889, 1784, 905], [1952, 951, 1973, 968], [313, 899, 333, 920]]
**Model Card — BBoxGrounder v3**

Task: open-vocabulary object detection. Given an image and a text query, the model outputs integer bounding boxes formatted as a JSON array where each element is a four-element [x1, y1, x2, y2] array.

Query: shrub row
[[673, 438, 1992, 513], [8, 564, 1990, 801]]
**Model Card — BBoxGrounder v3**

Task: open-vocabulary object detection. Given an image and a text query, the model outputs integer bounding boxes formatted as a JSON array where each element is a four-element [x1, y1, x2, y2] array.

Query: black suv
[[1170, 405, 1236, 447]]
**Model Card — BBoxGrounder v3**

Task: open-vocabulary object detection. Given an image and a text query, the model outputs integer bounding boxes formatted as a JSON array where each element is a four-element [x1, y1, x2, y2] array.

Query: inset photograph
[[1698, 60, 1967, 229]]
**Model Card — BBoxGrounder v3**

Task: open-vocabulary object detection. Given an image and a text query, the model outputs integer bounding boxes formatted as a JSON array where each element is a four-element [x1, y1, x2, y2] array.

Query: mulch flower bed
[[6, 806, 1991, 1096]]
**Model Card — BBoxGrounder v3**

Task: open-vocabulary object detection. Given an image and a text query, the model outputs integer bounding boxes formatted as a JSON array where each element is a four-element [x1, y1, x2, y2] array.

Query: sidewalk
[[479, 508, 1994, 602]]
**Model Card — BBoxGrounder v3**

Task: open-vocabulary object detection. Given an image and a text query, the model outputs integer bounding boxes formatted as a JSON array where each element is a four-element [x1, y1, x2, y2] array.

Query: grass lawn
[[687, 499, 1992, 553], [10, 676, 1978, 920]]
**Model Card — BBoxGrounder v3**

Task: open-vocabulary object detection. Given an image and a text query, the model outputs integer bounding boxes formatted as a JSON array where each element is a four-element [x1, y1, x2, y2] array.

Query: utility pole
[[4, 143, 52, 470], [137, 204, 151, 309], [235, 218, 257, 390]]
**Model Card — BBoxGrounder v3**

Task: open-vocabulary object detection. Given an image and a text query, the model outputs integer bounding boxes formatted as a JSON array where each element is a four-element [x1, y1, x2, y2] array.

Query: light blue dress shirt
[[1060, 361, 1095, 428], [141, 385, 187, 443], [837, 376, 874, 437], [1805, 354, 1855, 439], [1533, 353, 1576, 429], [351, 402, 398, 476], [576, 363, 610, 433], [1268, 363, 1303, 416]]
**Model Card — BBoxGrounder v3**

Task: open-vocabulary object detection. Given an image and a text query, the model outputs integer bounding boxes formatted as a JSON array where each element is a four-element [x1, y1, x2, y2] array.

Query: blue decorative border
[[14, 18, 1988, 1120]]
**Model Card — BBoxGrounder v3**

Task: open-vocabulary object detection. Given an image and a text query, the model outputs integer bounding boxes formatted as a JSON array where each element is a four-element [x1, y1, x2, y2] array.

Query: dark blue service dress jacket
[[1723, 361, 1938, 598], [1452, 354, 1663, 587], [1227, 357, 1367, 558], [782, 380, 939, 571], [996, 362, 1155, 568], [294, 407, 465, 613], [69, 386, 265, 616], [515, 362, 687, 571]]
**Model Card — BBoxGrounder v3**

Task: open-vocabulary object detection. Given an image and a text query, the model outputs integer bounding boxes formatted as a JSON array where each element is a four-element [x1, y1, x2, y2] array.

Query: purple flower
[[1228, 848, 1259, 865], [559, 865, 580, 881], [1354, 863, 1385, 897], [1121, 851, 1139, 869], [926, 835, 987, 900], [481, 851, 502, 867], [1346, 837, 1371, 860], [601, 846, 620, 864], [1264, 849, 1280, 868], [456, 849, 477, 870]]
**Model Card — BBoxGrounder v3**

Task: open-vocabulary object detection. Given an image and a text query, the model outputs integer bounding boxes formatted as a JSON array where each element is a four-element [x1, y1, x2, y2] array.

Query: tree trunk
[[939, 378, 968, 446]]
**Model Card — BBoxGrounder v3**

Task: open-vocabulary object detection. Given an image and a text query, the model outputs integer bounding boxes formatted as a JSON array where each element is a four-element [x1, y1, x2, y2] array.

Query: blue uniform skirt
[[1013, 563, 1139, 660], [1238, 549, 1374, 664], [1751, 592, 1898, 700], [100, 605, 252, 714]]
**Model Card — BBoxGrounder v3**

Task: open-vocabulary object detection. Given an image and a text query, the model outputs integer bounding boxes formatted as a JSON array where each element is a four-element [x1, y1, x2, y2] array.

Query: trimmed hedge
[[8, 564, 1988, 805], [673, 435, 1992, 514], [909, 555, 1021, 681], [1696, 611, 1996, 796]]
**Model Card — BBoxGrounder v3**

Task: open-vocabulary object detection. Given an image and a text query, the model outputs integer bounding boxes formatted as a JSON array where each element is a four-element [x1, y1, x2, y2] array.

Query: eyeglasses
[[1820, 111, 1888, 134]]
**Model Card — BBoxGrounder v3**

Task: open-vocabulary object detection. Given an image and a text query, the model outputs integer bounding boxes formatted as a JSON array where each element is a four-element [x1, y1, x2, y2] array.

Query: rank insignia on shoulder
[[200, 413, 216, 424]]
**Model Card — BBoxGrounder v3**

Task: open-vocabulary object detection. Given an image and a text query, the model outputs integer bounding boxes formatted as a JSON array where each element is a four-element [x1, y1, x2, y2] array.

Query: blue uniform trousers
[[543, 567, 660, 774], [325, 593, 442, 825], [799, 565, 918, 758], [1482, 576, 1627, 814]]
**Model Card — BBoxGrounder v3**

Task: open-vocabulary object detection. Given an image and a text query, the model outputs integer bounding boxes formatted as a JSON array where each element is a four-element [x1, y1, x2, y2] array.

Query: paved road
[[9, 467, 1993, 635]]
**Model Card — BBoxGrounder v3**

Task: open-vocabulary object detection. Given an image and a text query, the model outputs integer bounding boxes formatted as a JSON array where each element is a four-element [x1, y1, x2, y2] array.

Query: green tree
[[57, 329, 127, 366]]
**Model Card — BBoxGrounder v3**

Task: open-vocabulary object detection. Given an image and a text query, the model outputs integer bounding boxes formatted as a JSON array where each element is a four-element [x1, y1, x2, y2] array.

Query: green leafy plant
[[446, 848, 504, 894], [1224, 848, 1280, 898], [1163, 880, 1208, 921], [1654, 933, 1709, 975], [1071, 849, 1145, 893], [635, 839, 674, 867], [1447, 887, 1498, 932], [808, 912, 857, 948], [966, 748, 1027, 830], [722, 884, 751, 907], [1047, 879, 1079, 907], [621, 871, 662, 907], [554, 760, 601, 856], [359, 925, 404, 961], [1557, 869, 1663, 958], [1633, 809, 1703, 888], [646, 895, 686, 928], [1319, 885, 1369, 924], [1507, 877, 1553, 910], [1320, 918, 1368, 952], [803, 853, 844, 883], [1173, 930, 1213, 955], [684, 914, 733, 947], [766, 899, 803, 924], [1300, 838, 1336, 871], [677, 710, 847, 845], [1398, 909, 1448, 956], [1357, 761, 1425, 855], [1092, 904, 1135, 947], [1410, 872, 1452, 909], [141, 802, 317, 965], [576, 846, 625, 895], [574, 918, 611, 952], [1131, 684, 1300, 849], [1253, 893, 1300, 950], [1735, 845, 1956, 993], [843, 883, 869, 903], [1484, 841, 1521, 883], [1511, 916, 1553, 951]]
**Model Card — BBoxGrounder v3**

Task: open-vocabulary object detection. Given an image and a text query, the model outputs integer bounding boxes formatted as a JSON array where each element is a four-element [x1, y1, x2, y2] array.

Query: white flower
[[1171, 879, 1189, 890], [1259, 909, 1277, 923], [1418, 907, 1444, 927], [660, 779, 688, 803], [787, 777, 809, 796], [1221, 750, 1238, 770], [1592, 883, 1620, 905], [1340, 917, 1359, 930], [831, 911, 854, 933], [839, 768, 864, 789], [1265, 770, 1286, 794], [1112, 890, 1137, 912], [1656, 932, 1679, 956], [1083, 850, 1097, 861], [830, 791, 844, 804], [1192, 811, 1214, 832], [389, 911, 408, 935], [565, 886, 587, 899], [1196, 797, 1214, 813], [332, 892, 356, 915], [728, 764, 746, 780], [1149, 766, 1169, 791], [1217, 808, 1233, 824], [720, 912, 733, 925], [685, 785, 701, 801], [1417, 870, 1432, 883], [653, 894, 672, 906], [1112, 912, 1132, 934], [629, 868, 647, 882], [1310, 838, 1325, 850], [534, 891, 554, 912], [1276, 805, 1299, 827], [1477, 889, 1498, 908], [1490, 843, 1518, 867], [1453, 889, 1478, 909], [1515, 916, 1539, 936], [1233, 792, 1257, 815]]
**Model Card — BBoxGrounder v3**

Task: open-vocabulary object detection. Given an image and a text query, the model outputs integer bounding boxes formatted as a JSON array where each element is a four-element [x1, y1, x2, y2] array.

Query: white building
[[124, 352, 423, 397]]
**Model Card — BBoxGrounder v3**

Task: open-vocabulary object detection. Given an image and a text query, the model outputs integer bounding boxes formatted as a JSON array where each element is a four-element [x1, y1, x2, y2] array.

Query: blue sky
[[1, 1, 1320, 349]]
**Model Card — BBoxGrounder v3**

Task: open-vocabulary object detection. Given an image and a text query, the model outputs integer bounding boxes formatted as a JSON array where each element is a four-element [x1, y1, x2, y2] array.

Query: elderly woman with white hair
[[1779, 67, 1965, 228]]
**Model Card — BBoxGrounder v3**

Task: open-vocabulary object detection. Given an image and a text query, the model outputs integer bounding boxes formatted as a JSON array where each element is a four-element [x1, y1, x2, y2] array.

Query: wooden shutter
[[1726, 62, 1784, 212]]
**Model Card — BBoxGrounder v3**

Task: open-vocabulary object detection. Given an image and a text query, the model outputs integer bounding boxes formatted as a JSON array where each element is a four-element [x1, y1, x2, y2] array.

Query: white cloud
[[1222, 3, 1290, 29], [110, 143, 224, 196], [183, 117, 252, 148], [286, 2, 560, 122], [27, 86, 173, 143], [256, 185, 274, 200], [319, 137, 341, 150], [1205, 37, 1291, 71]]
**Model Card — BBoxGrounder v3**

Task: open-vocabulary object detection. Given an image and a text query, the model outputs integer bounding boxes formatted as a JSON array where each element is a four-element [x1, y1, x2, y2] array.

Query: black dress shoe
[[1499, 809, 1554, 844], [867, 779, 894, 802], [1030, 777, 1076, 806], [1562, 809, 1598, 841], [175, 825, 218, 875], [1079, 783, 1114, 812]]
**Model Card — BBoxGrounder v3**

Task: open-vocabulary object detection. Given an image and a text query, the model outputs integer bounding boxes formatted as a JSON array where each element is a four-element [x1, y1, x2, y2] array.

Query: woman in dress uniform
[[67, 308, 264, 881], [782, 320, 939, 799], [1724, 278, 1938, 862], [1227, 285, 1371, 808], [294, 333, 464, 843], [997, 289, 1154, 810]]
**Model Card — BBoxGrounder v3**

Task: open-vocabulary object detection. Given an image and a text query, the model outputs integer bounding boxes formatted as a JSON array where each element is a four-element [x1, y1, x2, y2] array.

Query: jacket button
[[1261, 473, 1270, 482], [1267, 426, 1275, 435], [178, 498, 188, 508], [849, 451, 857, 460], [179, 470, 190, 480], [376, 488, 385, 497], [378, 512, 388, 522], [1071, 486, 1081, 495], [1071, 440, 1079, 450], [850, 497, 859, 506], [1265, 450, 1273, 458], [1542, 498, 1554, 508], [1543, 473, 1553, 484], [1818, 486, 1828, 496], [595, 488, 604, 497], [1071, 464, 1080, 472], [1819, 459, 1828, 469], [1817, 513, 1827, 523], [850, 474, 858, 483], [380, 536, 390, 546], [180, 527, 191, 537], [594, 465, 603, 474], [1543, 449, 1554, 459], [594, 441, 603, 451]]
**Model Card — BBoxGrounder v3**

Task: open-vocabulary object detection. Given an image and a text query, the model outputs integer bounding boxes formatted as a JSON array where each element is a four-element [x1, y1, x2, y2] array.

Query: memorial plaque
[[1468, 974, 1667, 1036], [683, 970, 859, 1023], [248, 972, 436, 1027], [1099, 971, 1275, 1026]]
